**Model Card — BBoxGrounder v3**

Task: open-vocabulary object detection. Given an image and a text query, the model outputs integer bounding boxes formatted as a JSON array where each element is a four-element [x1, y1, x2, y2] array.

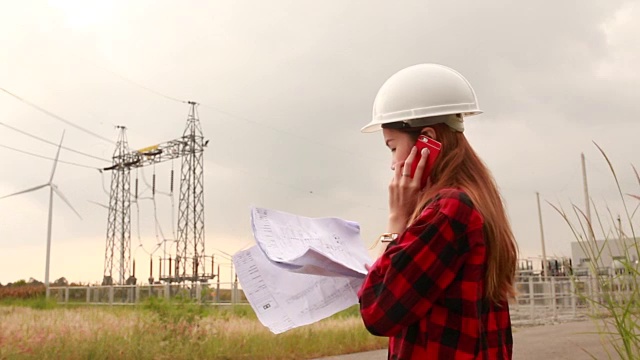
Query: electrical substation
[[101, 101, 217, 287]]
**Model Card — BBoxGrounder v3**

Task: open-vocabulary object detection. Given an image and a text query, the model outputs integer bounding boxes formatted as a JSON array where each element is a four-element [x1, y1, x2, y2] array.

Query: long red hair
[[407, 123, 518, 303]]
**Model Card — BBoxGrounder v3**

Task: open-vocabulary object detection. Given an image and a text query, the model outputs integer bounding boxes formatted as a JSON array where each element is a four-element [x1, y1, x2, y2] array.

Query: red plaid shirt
[[359, 188, 512, 359]]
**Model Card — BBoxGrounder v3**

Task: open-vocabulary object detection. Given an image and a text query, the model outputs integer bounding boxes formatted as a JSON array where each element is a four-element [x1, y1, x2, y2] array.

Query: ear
[[420, 127, 437, 140]]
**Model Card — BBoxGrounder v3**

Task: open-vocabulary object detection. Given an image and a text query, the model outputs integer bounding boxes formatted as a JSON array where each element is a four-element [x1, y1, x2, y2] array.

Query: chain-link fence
[[49, 281, 247, 305], [511, 274, 637, 325], [50, 274, 636, 324]]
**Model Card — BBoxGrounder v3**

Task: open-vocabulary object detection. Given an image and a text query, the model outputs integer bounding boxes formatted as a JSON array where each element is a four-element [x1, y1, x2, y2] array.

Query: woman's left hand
[[387, 146, 429, 232]]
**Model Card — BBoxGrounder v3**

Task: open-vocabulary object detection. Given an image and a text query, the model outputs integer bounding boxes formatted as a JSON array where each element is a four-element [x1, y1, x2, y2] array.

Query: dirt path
[[314, 320, 619, 359]]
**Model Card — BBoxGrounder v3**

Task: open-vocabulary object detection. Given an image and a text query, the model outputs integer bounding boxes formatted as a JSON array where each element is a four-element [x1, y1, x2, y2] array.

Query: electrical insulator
[[170, 170, 174, 193], [152, 173, 156, 196]]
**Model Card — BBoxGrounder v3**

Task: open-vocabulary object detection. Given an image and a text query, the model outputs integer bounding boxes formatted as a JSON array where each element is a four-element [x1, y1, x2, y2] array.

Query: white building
[[571, 237, 640, 275]]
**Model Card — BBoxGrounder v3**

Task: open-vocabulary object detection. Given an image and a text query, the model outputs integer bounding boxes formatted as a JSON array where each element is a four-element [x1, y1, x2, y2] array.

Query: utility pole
[[617, 214, 624, 240], [536, 192, 548, 276], [581, 153, 594, 243]]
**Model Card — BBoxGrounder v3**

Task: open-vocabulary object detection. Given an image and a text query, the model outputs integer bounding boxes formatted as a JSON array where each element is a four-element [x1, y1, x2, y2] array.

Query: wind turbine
[[0, 131, 81, 298]]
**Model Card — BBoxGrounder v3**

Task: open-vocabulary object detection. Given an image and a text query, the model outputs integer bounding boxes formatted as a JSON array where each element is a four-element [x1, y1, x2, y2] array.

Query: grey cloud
[[1, 1, 639, 283]]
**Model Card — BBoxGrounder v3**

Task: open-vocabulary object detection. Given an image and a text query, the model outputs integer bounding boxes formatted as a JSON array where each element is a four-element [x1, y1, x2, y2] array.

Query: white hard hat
[[361, 63, 482, 133]]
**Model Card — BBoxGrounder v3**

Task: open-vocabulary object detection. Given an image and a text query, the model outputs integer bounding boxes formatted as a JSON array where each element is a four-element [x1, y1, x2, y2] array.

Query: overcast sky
[[1, 0, 639, 285]]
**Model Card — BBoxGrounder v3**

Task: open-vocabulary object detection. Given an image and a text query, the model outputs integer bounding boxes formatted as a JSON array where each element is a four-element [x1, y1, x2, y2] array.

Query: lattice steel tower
[[102, 126, 132, 285], [176, 102, 206, 282], [101, 102, 211, 285]]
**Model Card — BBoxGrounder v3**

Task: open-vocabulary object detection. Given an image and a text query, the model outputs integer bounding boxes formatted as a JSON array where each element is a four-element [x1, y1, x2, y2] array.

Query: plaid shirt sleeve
[[358, 188, 484, 337]]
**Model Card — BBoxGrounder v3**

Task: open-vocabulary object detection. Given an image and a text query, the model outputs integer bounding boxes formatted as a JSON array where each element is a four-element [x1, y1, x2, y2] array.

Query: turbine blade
[[0, 184, 48, 200], [49, 130, 66, 183], [52, 186, 82, 220], [87, 200, 109, 209]]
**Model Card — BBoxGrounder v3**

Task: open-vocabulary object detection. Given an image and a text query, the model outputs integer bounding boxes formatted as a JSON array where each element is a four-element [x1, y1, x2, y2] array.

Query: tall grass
[[0, 296, 58, 310], [0, 301, 386, 359], [549, 143, 640, 359]]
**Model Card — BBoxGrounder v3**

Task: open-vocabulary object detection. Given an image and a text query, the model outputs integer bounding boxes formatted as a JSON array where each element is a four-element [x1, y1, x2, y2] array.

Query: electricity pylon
[[102, 102, 211, 285], [102, 126, 132, 285]]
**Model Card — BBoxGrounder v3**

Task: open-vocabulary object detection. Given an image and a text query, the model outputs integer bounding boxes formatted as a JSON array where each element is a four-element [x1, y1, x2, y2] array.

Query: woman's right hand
[[387, 146, 429, 232]]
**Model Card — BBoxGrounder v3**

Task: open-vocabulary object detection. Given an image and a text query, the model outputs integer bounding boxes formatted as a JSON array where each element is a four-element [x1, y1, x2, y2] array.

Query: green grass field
[[0, 298, 387, 359]]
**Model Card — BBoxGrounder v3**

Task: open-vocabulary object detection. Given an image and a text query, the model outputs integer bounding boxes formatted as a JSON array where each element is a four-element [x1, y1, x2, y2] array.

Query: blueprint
[[232, 207, 372, 333], [250, 207, 371, 278], [233, 246, 364, 334]]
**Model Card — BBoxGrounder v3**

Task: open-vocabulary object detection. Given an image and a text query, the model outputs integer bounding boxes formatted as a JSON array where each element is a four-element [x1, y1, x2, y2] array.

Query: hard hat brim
[[360, 109, 482, 133]]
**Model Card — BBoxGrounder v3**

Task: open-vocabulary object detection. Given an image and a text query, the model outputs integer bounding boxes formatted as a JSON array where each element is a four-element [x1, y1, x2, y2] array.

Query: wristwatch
[[379, 233, 399, 243]]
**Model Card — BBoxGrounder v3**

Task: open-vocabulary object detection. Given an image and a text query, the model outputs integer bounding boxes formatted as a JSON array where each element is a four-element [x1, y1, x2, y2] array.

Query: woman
[[358, 64, 518, 359]]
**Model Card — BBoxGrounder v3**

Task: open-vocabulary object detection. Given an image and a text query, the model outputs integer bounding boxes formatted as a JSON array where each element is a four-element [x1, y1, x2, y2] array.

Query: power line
[[208, 160, 387, 213], [1, 61, 386, 212], [200, 104, 386, 164], [93, 66, 188, 105], [0, 143, 98, 170], [0, 121, 110, 163], [0, 87, 115, 145], [89, 83, 387, 212], [82, 62, 386, 165]]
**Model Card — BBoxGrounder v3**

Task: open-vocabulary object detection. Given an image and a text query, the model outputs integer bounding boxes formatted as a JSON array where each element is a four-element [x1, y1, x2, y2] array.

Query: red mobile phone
[[409, 135, 441, 188]]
